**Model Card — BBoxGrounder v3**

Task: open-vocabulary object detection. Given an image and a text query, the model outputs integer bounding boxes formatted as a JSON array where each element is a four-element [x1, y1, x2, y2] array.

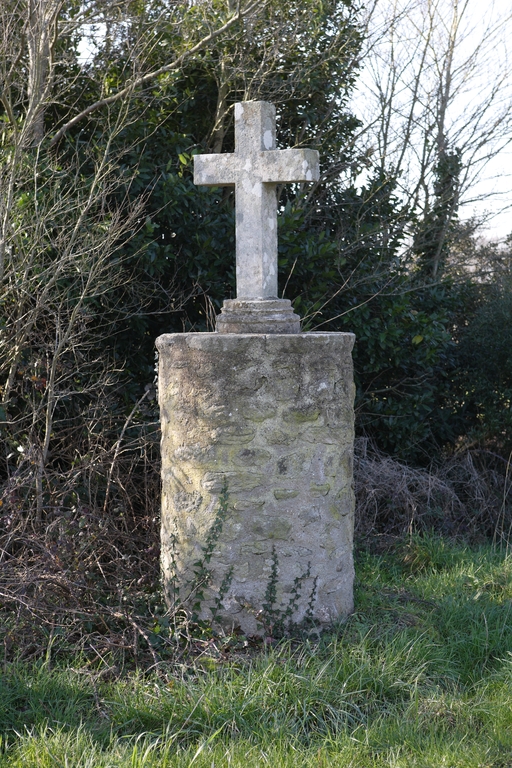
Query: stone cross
[[159, 101, 355, 635], [194, 101, 320, 301]]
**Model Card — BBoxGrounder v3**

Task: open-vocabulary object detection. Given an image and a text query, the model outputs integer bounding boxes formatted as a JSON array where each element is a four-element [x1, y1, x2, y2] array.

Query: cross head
[[194, 101, 320, 300]]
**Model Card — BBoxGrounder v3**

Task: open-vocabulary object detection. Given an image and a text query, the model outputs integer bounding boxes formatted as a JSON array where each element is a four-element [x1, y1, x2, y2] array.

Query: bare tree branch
[[48, 0, 266, 147], [355, 0, 512, 228]]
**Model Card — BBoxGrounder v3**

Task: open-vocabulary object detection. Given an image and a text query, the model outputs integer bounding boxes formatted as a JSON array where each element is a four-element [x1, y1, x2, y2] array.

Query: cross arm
[[259, 148, 320, 183], [194, 153, 237, 187]]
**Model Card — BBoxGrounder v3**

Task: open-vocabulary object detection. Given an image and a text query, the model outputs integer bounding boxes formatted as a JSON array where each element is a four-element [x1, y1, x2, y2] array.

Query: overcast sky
[[354, 0, 512, 242], [459, 0, 512, 239]]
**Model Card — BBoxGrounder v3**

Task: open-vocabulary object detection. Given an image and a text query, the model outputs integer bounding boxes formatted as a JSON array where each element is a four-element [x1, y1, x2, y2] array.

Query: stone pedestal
[[157, 332, 355, 635], [216, 298, 300, 334]]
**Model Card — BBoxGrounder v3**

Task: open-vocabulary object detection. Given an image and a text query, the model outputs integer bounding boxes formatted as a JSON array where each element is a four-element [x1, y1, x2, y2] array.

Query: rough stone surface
[[157, 332, 356, 635], [193, 101, 319, 307]]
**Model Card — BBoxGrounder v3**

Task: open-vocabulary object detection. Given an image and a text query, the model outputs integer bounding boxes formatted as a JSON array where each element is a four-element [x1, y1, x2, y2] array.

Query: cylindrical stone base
[[156, 332, 356, 636]]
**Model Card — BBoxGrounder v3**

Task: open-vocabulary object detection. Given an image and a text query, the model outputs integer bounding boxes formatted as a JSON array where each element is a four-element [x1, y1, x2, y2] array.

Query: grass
[[1, 535, 511, 767]]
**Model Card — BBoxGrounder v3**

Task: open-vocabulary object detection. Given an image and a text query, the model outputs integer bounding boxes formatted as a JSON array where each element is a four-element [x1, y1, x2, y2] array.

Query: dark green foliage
[[414, 147, 462, 279], [455, 271, 512, 451], [275, 172, 464, 462], [77, 0, 365, 391]]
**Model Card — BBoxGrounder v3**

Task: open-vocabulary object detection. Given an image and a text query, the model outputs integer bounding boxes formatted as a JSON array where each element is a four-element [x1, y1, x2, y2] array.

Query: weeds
[[187, 484, 233, 622], [259, 548, 318, 638]]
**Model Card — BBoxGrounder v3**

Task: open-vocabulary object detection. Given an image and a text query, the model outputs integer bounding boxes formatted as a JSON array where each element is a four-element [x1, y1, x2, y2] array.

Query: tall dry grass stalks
[[354, 438, 512, 543]]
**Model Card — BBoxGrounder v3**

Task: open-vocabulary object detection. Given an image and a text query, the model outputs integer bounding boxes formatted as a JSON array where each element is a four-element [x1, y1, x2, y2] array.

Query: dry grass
[[354, 438, 512, 542]]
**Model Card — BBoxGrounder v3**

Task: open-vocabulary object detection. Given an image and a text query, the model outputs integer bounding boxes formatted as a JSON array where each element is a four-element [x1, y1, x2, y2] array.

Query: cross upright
[[194, 101, 320, 301]]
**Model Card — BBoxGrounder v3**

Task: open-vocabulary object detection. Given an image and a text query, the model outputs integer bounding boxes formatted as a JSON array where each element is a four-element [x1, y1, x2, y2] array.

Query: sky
[[456, 0, 512, 240], [461, 143, 512, 241]]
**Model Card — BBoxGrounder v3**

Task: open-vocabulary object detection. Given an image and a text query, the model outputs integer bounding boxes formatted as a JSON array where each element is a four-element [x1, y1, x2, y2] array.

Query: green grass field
[[1, 537, 511, 767]]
